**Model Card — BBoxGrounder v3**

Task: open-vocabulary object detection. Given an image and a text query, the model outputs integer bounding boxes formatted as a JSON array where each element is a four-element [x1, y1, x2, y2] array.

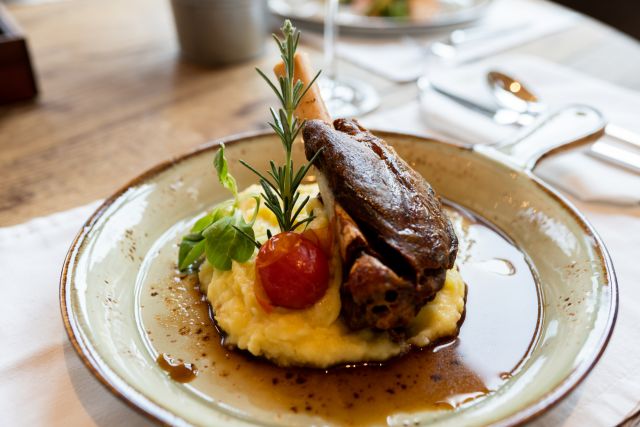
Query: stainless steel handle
[[488, 104, 607, 171]]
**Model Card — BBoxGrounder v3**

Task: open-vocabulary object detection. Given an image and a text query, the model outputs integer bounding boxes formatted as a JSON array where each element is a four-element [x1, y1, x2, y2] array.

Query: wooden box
[[0, 3, 38, 104]]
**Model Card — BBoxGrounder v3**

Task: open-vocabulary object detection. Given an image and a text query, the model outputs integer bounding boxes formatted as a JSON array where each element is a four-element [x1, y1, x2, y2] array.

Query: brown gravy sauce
[[156, 353, 198, 383], [146, 204, 541, 426]]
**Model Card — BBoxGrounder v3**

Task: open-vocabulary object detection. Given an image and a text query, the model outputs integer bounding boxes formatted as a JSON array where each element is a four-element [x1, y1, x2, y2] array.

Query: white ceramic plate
[[268, 0, 493, 36], [61, 130, 617, 426]]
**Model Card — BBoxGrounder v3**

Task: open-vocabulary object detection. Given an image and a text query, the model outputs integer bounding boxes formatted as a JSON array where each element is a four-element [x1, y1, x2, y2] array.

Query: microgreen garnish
[[241, 20, 323, 233], [214, 144, 238, 204], [201, 210, 256, 270], [177, 145, 259, 272]]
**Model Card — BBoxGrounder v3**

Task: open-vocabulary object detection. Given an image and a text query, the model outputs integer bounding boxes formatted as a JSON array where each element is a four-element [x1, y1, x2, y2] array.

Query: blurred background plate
[[268, 0, 493, 35]]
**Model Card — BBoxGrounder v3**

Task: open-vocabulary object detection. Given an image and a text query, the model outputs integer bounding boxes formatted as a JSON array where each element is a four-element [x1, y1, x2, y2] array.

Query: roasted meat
[[303, 118, 458, 333]]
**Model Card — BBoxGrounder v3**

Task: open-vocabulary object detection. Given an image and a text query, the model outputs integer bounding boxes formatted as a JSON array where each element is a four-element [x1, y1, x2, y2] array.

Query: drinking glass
[[319, 0, 379, 118]]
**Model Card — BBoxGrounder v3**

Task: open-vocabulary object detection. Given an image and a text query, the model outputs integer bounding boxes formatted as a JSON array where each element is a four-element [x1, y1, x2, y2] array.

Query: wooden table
[[1, 0, 640, 228]]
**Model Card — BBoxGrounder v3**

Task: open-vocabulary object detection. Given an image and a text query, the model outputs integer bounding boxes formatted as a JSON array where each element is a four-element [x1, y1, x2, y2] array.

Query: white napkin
[[306, 0, 580, 82], [0, 202, 151, 427], [404, 54, 640, 205]]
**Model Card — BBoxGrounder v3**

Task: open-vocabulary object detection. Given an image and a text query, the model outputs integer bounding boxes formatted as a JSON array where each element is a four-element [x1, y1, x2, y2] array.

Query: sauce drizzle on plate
[[156, 353, 198, 383]]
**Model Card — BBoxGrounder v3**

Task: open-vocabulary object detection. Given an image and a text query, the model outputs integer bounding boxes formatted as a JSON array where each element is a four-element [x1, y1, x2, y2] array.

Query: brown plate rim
[[59, 129, 618, 427]]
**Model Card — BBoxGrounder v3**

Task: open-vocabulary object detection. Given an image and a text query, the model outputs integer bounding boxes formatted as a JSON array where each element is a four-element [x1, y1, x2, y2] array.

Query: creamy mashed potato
[[198, 184, 465, 368]]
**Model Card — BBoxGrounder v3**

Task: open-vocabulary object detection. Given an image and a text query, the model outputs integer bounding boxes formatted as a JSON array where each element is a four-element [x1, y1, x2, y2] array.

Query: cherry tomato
[[302, 226, 332, 256], [255, 232, 330, 310]]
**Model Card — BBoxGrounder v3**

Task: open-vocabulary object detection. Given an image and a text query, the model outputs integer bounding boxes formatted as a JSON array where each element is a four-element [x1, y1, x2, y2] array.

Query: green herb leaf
[[246, 196, 261, 226], [231, 217, 259, 260], [231, 197, 262, 249], [178, 239, 206, 271], [178, 228, 205, 271], [190, 214, 214, 235], [203, 212, 257, 271], [211, 200, 235, 222], [214, 144, 238, 203], [178, 197, 238, 271], [231, 225, 261, 250]]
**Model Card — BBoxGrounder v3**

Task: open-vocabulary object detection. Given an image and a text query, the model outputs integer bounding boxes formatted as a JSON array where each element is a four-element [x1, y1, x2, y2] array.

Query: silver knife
[[423, 78, 536, 126], [419, 77, 640, 174]]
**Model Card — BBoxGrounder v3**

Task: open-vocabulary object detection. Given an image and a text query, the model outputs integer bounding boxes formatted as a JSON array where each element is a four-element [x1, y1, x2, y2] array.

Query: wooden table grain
[[1, 0, 640, 227]]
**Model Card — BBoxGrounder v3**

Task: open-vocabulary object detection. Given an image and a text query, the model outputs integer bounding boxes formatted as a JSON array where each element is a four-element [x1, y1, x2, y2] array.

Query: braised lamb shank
[[303, 119, 458, 334]]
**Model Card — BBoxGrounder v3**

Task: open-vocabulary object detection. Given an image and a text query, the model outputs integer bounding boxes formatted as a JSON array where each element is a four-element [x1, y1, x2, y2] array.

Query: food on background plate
[[176, 21, 464, 368], [344, 0, 439, 20]]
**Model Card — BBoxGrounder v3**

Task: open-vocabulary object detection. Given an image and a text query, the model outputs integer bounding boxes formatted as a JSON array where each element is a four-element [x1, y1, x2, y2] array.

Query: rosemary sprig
[[243, 20, 323, 233]]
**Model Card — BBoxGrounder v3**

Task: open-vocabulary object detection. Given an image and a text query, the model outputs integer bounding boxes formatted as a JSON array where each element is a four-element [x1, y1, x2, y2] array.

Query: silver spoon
[[487, 71, 546, 116], [487, 71, 640, 174]]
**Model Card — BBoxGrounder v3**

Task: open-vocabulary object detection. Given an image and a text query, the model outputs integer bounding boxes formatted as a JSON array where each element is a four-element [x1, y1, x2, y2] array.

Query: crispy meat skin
[[303, 119, 458, 332], [341, 254, 417, 331]]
